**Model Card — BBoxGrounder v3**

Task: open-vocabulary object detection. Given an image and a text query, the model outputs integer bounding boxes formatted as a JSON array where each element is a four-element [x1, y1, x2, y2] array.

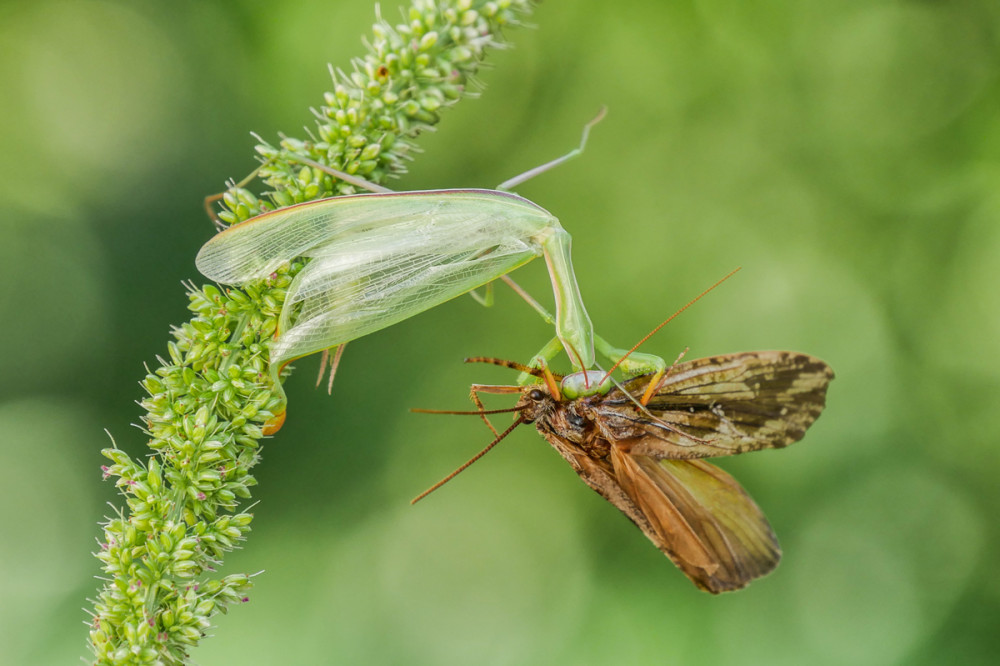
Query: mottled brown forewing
[[603, 351, 834, 459]]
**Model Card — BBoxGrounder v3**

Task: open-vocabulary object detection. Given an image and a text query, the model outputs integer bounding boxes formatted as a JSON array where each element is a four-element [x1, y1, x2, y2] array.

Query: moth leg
[[468, 384, 522, 438]]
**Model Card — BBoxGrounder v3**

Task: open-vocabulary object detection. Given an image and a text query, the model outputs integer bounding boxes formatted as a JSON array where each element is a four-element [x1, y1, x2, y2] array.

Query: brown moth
[[511, 351, 834, 593]]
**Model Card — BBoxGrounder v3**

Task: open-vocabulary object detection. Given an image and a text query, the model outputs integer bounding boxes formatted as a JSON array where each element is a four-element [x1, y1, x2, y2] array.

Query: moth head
[[517, 386, 594, 443], [516, 385, 559, 425]]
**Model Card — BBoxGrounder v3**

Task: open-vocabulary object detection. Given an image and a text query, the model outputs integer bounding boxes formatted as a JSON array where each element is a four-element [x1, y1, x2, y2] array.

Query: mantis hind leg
[[496, 107, 607, 192], [315, 344, 348, 394], [286, 109, 608, 196], [283, 156, 393, 194], [203, 166, 265, 227], [468, 281, 495, 307]]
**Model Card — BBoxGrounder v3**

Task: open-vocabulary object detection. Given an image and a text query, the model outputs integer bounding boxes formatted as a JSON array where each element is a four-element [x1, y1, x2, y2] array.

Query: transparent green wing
[[195, 189, 560, 365], [273, 220, 542, 364], [195, 189, 556, 284]]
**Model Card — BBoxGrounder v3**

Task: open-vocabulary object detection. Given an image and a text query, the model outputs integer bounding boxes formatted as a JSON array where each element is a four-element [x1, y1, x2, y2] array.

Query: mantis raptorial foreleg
[[514, 334, 667, 387], [594, 336, 667, 378], [517, 337, 566, 385]]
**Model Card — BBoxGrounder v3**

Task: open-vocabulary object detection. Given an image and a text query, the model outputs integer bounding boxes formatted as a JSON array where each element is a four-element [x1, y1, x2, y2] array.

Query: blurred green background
[[2, 0, 999, 663]]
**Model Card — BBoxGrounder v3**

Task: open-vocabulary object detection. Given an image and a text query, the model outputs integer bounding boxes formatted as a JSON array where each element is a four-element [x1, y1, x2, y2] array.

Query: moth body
[[515, 350, 834, 593]]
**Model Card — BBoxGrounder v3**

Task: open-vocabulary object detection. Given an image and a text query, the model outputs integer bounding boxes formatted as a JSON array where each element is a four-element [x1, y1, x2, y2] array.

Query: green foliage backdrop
[[1, 0, 998, 663]]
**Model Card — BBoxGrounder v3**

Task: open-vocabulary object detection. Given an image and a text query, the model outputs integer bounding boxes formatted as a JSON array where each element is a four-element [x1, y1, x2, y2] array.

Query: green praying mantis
[[195, 112, 667, 429]]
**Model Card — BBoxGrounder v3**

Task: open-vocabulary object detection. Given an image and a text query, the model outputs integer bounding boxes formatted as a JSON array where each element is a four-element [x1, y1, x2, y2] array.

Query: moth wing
[[534, 431, 655, 538], [611, 444, 781, 593], [620, 351, 833, 459]]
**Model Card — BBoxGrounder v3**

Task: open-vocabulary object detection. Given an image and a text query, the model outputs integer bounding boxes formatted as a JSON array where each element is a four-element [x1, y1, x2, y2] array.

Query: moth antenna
[[411, 417, 525, 504], [465, 357, 536, 374], [203, 191, 223, 225], [466, 384, 524, 395], [464, 357, 565, 381], [410, 406, 526, 416], [600, 267, 741, 384]]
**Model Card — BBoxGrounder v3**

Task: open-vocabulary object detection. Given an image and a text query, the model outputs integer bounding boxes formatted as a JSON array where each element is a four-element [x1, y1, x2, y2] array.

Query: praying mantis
[[196, 112, 667, 427]]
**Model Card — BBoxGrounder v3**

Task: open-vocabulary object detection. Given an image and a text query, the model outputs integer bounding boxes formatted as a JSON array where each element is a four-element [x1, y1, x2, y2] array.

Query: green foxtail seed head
[[89, 2, 534, 663]]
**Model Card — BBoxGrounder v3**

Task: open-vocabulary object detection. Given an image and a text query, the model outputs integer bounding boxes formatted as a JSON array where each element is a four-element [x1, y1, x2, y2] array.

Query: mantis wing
[[196, 189, 560, 365], [196, 189, 555, 283], [610, 447, 781, 593], [273, 213, 543, 364]]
